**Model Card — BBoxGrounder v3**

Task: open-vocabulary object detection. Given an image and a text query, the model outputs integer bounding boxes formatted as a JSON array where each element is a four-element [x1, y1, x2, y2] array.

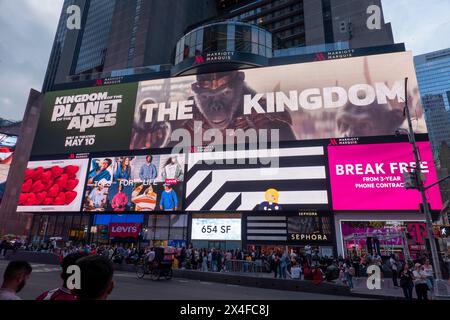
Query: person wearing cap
[[412, 263, 429, 300]]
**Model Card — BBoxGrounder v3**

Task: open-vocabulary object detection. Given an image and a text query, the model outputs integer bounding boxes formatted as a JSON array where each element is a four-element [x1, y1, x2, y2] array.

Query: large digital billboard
[[17, 158, 89, 212], [82, 153, 185, 212], [185, 145, 330, 211], [31, 83, 138, 155], [0, 133, 17, 203], [31, 52, 426, 156], [328, 141, 442, 211]]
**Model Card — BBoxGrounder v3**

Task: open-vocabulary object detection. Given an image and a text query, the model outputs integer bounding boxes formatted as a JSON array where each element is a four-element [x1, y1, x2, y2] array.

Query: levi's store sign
[[109, 223, 141, 238]]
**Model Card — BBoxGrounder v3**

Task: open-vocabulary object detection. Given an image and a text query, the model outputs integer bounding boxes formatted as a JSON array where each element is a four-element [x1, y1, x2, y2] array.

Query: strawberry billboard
[[109, 223, 141, 238], [17, 158, 89, 212]]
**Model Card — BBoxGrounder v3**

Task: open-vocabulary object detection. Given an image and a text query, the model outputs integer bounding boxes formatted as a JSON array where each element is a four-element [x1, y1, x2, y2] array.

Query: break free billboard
[[328, 141, 442, 211]]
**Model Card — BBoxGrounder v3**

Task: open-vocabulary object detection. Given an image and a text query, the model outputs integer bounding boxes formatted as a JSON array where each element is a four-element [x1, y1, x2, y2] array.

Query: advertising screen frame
[[327, 137, 443, 211], [31, 51, 427, 156]]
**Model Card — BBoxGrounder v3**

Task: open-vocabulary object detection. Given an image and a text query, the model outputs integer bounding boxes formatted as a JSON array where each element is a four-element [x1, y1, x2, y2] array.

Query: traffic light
[[403, 171, 419, 189]]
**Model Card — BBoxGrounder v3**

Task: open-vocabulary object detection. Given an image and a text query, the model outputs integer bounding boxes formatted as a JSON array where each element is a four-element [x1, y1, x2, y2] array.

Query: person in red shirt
[[36, 252, 87, 300], [312, 265, 324, 285]]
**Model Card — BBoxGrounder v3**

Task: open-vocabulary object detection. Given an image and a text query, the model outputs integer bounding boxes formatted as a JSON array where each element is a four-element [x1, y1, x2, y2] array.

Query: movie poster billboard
[[31, 52, 426, 156], [82, 153, 185, 212], [130, 51, 426, 149], [328, 141, 442, 211], [0, 133, 17, 202], [17, 158, 89, 212], [31, 83, 138, 155]]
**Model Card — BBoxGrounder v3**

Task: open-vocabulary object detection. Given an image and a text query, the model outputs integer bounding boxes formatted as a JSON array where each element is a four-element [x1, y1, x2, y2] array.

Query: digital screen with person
[[87, 158, 114, 186], [83, 153, 185, 213], [84, 184, 109, 212]]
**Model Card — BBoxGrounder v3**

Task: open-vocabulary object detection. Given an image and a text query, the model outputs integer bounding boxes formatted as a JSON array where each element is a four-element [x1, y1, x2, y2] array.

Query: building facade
[[414, 48, 450, 154], [8, 1, 446, 266], [43, 0, 394, 91]]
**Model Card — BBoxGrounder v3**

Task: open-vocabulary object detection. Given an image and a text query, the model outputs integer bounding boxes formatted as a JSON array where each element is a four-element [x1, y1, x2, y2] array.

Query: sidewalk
[[351, 277, 404, 298]]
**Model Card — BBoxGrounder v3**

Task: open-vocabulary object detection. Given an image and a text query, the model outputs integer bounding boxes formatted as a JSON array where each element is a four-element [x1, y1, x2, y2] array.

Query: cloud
[[0, 0, 449, 121], [0, 0, 63, 121], [382, 0, 450, 55]]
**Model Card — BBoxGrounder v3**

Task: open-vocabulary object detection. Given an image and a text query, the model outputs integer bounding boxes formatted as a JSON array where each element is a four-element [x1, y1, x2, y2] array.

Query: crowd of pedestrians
[[1, 239, 448, 300]]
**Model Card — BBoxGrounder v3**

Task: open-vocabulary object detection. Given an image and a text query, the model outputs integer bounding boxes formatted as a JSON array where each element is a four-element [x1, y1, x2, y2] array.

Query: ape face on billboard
[[130, 51, 426, 149], [83, 154, 185, 213], [31, 52, 426, 156]]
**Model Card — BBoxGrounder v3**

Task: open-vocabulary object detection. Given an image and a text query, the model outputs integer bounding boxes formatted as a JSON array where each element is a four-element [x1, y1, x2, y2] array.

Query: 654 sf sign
[[191, 219, 241, 241]]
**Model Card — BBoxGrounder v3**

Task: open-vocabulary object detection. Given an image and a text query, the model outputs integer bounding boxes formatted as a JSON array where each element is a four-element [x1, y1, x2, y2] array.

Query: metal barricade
[[224, 259, 269, 273]]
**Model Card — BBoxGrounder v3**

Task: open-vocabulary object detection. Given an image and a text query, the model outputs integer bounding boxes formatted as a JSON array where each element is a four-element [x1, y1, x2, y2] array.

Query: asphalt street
[[0, 260, 367, 300]]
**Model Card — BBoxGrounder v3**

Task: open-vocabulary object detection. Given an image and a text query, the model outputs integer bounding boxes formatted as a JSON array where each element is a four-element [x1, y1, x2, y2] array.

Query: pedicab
[[136, 246, 175, 280]]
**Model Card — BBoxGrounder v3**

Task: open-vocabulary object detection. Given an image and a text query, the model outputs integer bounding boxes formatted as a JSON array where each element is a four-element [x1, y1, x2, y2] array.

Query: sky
[[0, 0, 449, 121]]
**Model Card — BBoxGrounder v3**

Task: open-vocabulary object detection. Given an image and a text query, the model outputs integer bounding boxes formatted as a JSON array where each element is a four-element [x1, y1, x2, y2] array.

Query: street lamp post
[[402, 78, 443, 284]]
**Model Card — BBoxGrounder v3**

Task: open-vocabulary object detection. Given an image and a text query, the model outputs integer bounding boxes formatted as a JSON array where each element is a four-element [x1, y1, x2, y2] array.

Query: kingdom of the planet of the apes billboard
[[31, 52, 426, 155], [31, 83, 138, 155], [130, 51, 426, 149]]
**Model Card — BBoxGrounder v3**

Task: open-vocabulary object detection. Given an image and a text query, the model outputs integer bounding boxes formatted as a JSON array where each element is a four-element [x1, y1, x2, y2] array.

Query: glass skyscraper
[[414, 48, 450, 153], [75, 0, 116, 74]]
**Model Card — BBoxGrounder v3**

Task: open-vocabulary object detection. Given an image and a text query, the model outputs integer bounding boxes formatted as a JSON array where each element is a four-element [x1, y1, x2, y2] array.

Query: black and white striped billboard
[[185, 145, 330, 211]]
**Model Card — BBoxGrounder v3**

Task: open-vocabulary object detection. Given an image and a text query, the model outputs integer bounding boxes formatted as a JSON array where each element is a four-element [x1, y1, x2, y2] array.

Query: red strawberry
[[32, 167, 44, 181], [48, 184, 60, 197], [50, 166, 64, 179], [24, 168, 34, 181], [31, 180, 46, 193], [43, 197, 54, 205], [65, 179, 79, 191], [25, 193, 37, 206], [64, 165, 79, 176], [35, 191, 47, 205], [53, 192, 66, 205], [65, 191, 77, 205], [18, 193, 29, 205], [68, 173, 77, 180], [55, 174, 68, 189], [41, 170, 53, 182], [21, 179, 33, 193], [44, 179, 54, 190]]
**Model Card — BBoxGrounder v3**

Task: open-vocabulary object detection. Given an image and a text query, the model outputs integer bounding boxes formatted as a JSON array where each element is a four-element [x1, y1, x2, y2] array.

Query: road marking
[[115, 273, 139, 278], [178, 280, 189, 283], [33, 268, 60, 273]]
